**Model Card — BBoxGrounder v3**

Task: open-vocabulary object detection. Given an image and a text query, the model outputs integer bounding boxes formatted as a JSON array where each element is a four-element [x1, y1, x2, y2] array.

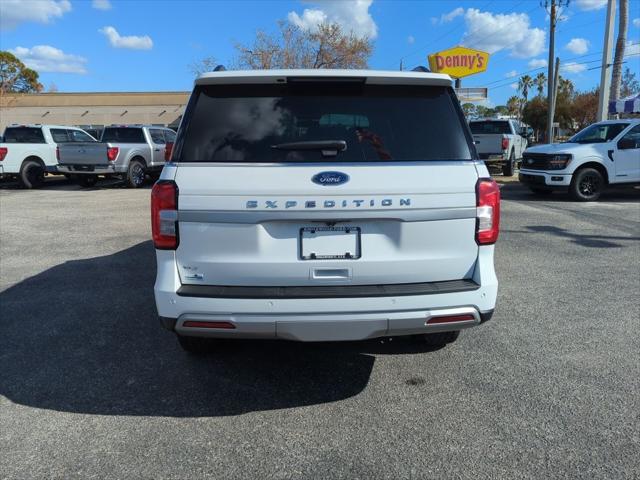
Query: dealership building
[[0, 91, 190, 134]]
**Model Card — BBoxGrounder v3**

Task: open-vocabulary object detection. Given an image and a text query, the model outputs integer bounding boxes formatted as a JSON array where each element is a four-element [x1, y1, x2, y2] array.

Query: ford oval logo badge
[[312, 171, 349, 186]]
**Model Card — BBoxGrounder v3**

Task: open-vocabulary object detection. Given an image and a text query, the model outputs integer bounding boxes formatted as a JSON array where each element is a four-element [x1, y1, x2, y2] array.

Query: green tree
[[620, 67, 639, 97], [534, 72, 546, 97], [518, 74, 533, 103], [461, 102, 476, 118], [233, 21, 373, 70], [571, 89, 598, 130], [0, 51, 43, 94], [507, 96, 521, 116]]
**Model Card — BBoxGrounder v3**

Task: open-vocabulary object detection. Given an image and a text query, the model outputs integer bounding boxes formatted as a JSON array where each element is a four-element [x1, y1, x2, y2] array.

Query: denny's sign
[[428, 46, 489, 79]]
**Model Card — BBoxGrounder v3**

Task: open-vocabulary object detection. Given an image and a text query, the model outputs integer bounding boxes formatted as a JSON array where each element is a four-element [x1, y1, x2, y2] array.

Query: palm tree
[[534, 72, 546, 97], [507, 96, 521, 116], [610, 0, 628, 101], [558, 76, 574, 97], [518, 75, 534, 103]]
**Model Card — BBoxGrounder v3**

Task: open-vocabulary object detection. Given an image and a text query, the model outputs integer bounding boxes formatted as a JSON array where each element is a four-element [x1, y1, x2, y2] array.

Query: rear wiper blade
[[271, 140, 347, 157]]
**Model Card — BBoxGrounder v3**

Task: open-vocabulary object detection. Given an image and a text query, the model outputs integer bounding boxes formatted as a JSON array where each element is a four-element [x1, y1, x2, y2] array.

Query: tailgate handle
[[312, 268, 351, 280]]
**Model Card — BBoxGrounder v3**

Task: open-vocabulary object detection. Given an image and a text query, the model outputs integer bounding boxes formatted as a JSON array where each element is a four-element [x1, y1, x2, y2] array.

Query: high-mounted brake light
[[107, 147, 119, 161], [476, 178, 500, 245], [165, 142, 174, 162], [0, 147, 8, 161], [151, 180, 179, 249], [501, 137, 509, 150]]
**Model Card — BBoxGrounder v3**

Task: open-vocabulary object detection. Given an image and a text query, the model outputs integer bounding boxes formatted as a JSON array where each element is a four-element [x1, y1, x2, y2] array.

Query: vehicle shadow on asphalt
[[0, 241, 439, 417]]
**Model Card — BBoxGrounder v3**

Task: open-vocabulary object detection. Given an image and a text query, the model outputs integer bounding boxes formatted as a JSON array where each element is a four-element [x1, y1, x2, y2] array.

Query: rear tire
[[417, 331, 460, 348], [570, 167, 604, 201], [75, 175, 98, 188], [502, 150, 515, 177], [177, 335, 213, 354], [19, 159, 45, 189], [125, 159, 146, 188]]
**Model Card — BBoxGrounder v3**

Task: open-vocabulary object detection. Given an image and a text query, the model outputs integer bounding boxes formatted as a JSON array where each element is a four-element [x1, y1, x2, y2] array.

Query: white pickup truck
[[469, 119, 528, 177], [152, 68, 500, 353], [0, 124, 96, 188], [520, 119, 640, 201]]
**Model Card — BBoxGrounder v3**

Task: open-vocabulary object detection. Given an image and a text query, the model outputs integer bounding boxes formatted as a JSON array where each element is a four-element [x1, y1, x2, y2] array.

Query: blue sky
[[1, 0, 639, 106]]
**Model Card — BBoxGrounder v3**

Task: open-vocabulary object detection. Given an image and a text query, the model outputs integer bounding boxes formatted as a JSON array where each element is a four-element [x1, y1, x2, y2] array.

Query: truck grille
[[521, 153, 550, 170]]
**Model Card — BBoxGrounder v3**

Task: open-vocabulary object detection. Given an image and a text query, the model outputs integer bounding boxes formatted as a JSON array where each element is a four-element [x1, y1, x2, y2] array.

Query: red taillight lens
[[107, 147, 119, 161], [427, 314, 476, 324], [151, 180, 178, 250], [476, 178, 500, 245], [0, 147, 9, 161], [183, 321, 236, 329], [501, 137, 509, 150], [165, 142, 174, 162], [55, 146, 60, 161]]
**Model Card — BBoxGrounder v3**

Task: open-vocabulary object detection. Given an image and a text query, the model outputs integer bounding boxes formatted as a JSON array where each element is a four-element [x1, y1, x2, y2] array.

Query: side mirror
[[617, 138, 638, 150]]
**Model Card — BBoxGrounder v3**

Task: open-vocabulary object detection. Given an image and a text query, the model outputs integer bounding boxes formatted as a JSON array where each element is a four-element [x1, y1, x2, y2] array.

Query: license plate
[[300, 226, 361, 260]]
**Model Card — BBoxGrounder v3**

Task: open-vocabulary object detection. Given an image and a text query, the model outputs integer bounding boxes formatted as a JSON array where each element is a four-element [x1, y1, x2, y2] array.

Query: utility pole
[[597, 0, 616, 121], [543, 1, 565, 143], [550, 57, 561, 142]]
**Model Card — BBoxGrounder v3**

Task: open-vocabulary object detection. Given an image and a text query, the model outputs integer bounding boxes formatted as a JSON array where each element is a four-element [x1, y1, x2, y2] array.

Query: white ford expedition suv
[[152, 69, 500, 353]]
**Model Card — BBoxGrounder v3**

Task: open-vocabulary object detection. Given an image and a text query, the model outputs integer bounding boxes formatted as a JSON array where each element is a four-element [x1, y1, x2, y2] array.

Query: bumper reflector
[[426, 314, 476, 325], [183, 321, 236, 329]]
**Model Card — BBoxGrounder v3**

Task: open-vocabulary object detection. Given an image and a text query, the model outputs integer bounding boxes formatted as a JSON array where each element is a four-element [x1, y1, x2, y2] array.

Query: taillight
[[151, 180, 179, 250], [107, 147, 119, 161], [501, 137, 509, 150], [55, 146, 60, 161], [476, 178, 500, 245], [0, 147, 8, 161], [165, 142, 174, 162], [427, 314, 476, 324]]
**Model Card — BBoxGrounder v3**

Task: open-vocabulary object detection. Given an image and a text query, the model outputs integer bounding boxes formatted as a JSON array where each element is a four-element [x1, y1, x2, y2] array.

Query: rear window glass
[[175, 83, 472, 162], [469, 121, 511, 135], [3, 127, 45, 144], [102, 128, 145, 143]]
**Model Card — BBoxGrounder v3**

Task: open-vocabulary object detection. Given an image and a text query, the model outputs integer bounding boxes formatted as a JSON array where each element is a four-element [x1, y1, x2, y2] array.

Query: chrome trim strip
[[178, 207, 476, 223]]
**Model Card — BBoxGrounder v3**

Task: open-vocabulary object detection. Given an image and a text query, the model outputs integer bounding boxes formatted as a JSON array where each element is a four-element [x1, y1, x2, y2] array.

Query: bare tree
[[189, 56, 219, 76], [234, 21, 373, 70], [610, 0, 628, 100]]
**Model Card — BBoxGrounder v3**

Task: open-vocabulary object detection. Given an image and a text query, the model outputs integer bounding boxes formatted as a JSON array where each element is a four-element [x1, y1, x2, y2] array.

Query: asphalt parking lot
[[1, 178, 639, 479]]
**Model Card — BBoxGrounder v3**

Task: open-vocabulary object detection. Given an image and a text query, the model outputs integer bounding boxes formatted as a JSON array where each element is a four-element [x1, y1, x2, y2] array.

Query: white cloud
[[440, 7, 464, 23], [288, 0, 377, 39], [505, 70, 517, 78], [0, 0, 70, 30], [562, 62, 587, 74], [461, 8, 546, 58], [626, 41, 640, 56], [510, 83, 518, 90], [633, 18, 640, 28], [565, 38, 589, 55], [9, 45, 87, 74], [528, 58, 548, 69], [407, 35, 415, 45], [574, 0, 607, 11], [99, 26, 153, 50], [92, 0, 112, 10]]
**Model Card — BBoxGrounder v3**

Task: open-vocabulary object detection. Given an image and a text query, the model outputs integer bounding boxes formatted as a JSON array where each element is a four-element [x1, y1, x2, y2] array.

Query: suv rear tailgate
[[174, 162, 479, 287]]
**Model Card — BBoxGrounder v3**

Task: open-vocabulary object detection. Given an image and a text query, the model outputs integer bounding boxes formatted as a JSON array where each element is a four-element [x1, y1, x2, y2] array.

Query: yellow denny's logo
[[428, 46, 489, 79]]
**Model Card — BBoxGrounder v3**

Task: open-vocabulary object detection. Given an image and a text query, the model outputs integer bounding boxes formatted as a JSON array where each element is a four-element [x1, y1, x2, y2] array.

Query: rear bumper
[[479, 153, 507, 163], [57, 164, 126, 175], [519, 170, 572, 187], [154, 247, 498, 342]]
